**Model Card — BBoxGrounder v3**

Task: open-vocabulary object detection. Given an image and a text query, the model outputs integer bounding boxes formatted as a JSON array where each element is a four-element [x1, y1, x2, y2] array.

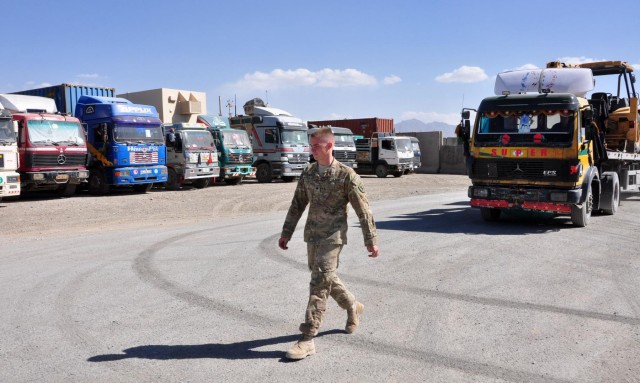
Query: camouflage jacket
[[281, 160, 377, 246]]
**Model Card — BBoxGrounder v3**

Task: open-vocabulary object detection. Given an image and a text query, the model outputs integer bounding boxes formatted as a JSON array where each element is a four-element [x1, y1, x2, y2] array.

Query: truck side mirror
[[12, 120, 18, 135], [461, 110, 470, 119], [582, 108, 594, 127]]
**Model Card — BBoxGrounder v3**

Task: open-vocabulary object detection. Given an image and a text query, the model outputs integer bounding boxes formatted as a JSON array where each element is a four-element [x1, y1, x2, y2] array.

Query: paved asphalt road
[[1, 191, 639, 383]]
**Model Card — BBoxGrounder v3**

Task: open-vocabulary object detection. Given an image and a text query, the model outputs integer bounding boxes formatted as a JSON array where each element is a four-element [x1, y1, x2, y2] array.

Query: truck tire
[[89, 170, 110, 195], [480, 207, 501, 221], [166, 168, 180, 191], [57, 183, 76, 198], [281, 176, 295, 182], [225, 177, 243, 186], [133, 183, 153, 193], [571, 184, 592, 227], [256, 163, 273, 183], [393, 171, 403, 178], [599, 172, 620, 215], [193, 178, 210, 189], [375, 163, 388, 178]]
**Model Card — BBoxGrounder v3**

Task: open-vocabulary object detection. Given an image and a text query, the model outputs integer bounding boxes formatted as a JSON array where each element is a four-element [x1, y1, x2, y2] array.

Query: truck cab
[[0, 108, 20, 200], [355, 133, 413, 177], [163, 122, 219, 190], [198, 114, 255, 185], [75, 96, 168, 194], [230, 98, 309, 183], [409, 136, 421, 173], [0, 94, 89, 197], [307, 125, 357, 168]]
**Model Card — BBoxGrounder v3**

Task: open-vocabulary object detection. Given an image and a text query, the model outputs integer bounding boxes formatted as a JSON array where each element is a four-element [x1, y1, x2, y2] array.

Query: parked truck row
[[0, 87, 419, 201]]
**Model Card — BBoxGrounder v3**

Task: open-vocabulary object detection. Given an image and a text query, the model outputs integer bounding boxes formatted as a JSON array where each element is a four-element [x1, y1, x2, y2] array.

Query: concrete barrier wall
[[398, 131, 466, 174], [398, 131, 441, 173]]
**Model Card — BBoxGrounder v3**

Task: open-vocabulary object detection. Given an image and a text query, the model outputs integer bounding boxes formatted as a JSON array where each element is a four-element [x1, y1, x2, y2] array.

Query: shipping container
[[12, 84, 115, 116], [307, 118, 394, 138]]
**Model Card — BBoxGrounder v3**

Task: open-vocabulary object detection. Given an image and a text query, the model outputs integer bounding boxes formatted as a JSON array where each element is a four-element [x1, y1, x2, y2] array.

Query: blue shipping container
[[12, 84, 115, 116]]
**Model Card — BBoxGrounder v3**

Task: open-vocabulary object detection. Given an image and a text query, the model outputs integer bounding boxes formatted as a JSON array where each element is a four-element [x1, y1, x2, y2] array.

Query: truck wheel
[[193, 178, 210, 189], [133, 183, 153, 193], [225, 177, 242, 186], [571, 185, 592, 227], [599, 172, 620, 215], [89, 170, 110, 195], [393, 171, 403, 178], [166, 168, 180, 190], [480, 207, 501, 221], [256, 163, 273, 183], [375, 164, 388, 178], [281, 176, 295, 182], [57, 183, 76, 198]]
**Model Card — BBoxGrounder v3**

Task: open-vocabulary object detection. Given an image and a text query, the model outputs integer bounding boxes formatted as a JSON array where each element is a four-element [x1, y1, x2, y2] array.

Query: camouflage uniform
[[281, 160, 377, 337]]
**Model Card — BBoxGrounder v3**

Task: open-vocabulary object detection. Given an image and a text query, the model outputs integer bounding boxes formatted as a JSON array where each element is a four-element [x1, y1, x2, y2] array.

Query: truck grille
[[129, 151, 158, 164], [26, 153, 88, 167], [227, 153, 251, 164], [399, 158, 412, 165], [334, 150, 356, 162], [471, 158, 579, 182], [289, 153, 309, 164]]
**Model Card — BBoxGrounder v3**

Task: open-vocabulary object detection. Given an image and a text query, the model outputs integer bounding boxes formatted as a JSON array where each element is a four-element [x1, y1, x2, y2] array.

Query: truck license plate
[[56, 174, 69, 181]]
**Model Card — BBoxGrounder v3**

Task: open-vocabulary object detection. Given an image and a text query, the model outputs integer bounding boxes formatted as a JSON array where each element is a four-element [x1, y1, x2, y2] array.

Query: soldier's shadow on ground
[[374, 201, 576, 235], [87, 329, 343, 363]]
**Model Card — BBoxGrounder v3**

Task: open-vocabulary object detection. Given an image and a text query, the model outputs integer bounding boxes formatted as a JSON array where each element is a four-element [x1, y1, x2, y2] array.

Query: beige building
[[117, 88, 206, 124]]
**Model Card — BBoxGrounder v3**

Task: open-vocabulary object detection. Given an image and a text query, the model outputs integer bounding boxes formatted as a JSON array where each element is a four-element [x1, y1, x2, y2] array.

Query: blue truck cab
[[74, 95, 168, 194]]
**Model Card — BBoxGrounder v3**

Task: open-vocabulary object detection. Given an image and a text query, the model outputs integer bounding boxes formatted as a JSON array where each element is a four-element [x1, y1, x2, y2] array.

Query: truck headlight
[[32, 173, 45, 180], [115, 170, 130, 177], [473, 187, 489, 198], [281, 156, 289, 162]]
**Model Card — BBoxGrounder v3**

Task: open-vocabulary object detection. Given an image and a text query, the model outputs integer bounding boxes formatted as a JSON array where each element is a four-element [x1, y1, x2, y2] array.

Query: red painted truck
[[0, 94, 89, 197]]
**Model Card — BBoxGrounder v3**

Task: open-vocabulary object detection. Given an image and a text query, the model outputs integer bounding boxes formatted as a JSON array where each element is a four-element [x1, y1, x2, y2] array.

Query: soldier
[[278, 127, 379, 360]]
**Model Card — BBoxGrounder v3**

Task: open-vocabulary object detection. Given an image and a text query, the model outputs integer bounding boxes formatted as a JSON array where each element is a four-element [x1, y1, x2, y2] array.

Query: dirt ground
[[0, 173, 471, 238]]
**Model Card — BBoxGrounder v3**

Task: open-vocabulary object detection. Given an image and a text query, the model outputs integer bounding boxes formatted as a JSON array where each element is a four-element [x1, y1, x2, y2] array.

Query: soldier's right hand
[[278, 237, 289, 250]]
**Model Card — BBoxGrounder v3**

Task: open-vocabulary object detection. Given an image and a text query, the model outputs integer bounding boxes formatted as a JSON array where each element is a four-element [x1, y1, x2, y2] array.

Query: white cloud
[[555, 56, 602, 64], [232, 68, 378, 90], [383, 75, 402, 85], [400, 111, 461, 125], [511, 63, 539, 71], [435, 66, 488, 83], [77, 73, 99, 79]]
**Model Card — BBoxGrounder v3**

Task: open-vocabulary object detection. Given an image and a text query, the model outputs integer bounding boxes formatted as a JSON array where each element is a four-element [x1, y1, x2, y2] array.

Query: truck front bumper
[[223, 165, 256, 178], [468, 185, 582, 214], [280, 162, 306, 177], [112, 166, 168, 185], [0, 172, 21, 197], [183, 165, 220, 180], [23, 169, 90, 187]]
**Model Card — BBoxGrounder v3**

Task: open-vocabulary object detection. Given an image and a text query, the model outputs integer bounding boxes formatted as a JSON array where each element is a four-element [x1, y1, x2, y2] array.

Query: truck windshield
[[281, 130, 308, 145], [395, 138, 413, 151], [475, 110, 574, 145], [182, 130, 215, 150], [222, 130, 251, 148], [27, 120, 85, 146], [0, 119, 16, 143], [334, 134, 355, 147], [114, 123, 164, 144]]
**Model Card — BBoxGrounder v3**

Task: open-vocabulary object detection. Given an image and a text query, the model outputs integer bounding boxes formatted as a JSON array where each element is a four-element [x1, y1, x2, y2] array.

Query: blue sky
[[3, 0, 639, 125]]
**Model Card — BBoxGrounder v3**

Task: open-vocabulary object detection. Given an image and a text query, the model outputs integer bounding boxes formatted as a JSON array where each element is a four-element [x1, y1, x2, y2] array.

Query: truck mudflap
[[468, 185, 582, 214], [112, 166, 168, 185], [223, 165, 256, 178], [24, 170, 90, 186]]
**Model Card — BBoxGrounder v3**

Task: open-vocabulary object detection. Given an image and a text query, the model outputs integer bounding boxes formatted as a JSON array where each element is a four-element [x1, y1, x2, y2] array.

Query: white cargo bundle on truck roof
[[494, 68, 594, 97]]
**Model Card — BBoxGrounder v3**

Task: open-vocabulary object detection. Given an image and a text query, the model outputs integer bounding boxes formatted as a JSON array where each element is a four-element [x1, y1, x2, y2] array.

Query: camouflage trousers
[[299, 242, 356, 337]]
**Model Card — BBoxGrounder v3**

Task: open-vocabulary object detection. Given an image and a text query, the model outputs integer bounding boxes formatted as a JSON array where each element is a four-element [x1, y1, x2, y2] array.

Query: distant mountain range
[[395, 119, 457, 137]]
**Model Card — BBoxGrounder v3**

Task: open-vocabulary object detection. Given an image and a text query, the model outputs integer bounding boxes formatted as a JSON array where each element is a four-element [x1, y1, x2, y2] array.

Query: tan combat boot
[[285, 337, 316, 360], [345, 301, 364, 334]]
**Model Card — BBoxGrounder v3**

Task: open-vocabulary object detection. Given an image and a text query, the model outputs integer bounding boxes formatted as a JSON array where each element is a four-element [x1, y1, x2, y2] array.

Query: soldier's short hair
[[310, 127, 334, 140]]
